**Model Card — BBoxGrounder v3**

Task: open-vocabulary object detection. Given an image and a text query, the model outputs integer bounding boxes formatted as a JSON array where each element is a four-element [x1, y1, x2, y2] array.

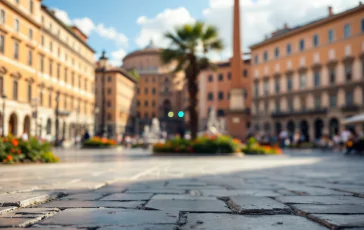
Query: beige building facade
[[0, 0, 95, 140], [251, 4, 364, 141]]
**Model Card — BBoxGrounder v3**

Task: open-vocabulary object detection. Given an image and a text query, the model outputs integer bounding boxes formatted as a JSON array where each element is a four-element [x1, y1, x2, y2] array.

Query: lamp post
[[94, 107, 99, 136], [55, 91, 60, 146], [98, 51, 108, 137], [1, 94, 7, 137], [32, 98, 39, 137]]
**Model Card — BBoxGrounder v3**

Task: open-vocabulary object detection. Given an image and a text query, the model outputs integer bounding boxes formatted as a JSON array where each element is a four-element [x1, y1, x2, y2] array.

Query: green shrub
[[83, 137, 117, 148]]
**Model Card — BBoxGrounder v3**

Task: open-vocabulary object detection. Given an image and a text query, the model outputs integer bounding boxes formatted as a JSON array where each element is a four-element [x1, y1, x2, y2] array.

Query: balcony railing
[[341, 104, 360, 112], [271, 108, 328, 118]]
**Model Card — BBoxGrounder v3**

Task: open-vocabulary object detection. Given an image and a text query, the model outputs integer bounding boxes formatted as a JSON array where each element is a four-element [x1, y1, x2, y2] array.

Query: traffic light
[[178, 111, 184, 118], [168, 111, 174, 118]]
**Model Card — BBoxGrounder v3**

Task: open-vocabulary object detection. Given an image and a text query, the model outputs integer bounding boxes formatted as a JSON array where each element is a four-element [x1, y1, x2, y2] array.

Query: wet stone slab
[[99, 225, 178, 230], [293, 204, 364, 215], [125, 189, 186, 194], [309, 214, 364, 229], [199, 189, 281, 197], [38, 208, 179, 227], [286, 186, 351, 196], [152, 194, 217, 200], [276, 196, 364, 205], [61, 193, 105, 200], [39, 200, 144, 209], [100, 193, 153, 201], [0, 192, 59, 207], [145, 199, 231, 212], [180, 214, 327, 230], [228, 196, 289, 214]]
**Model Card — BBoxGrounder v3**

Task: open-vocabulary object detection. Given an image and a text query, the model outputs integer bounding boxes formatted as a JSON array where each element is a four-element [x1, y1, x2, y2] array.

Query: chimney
[[360, 1, 362, 6], [328, 6, 333, 16], [283, 23, 289, 29]]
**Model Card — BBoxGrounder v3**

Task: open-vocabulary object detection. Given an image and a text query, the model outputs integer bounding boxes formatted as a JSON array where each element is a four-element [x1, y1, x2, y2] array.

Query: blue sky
[[43, 0, 358, 65]]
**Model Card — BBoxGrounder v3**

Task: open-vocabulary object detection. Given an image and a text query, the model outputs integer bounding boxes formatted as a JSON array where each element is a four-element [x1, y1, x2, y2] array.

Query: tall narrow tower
[[227, 0, 250, 140]]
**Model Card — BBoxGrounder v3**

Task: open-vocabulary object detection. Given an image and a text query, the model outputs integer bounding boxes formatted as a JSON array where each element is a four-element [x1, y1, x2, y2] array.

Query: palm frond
[[165, 32, 186, 50], [160, 48, 186, 65]]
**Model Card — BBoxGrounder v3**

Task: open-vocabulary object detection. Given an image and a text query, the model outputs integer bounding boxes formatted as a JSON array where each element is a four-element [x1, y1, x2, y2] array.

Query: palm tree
[[161, 22, 224, 140]]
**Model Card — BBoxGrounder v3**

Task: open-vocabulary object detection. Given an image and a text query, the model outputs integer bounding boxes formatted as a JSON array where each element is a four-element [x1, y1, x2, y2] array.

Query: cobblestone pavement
[[0, 148, 364, 229]]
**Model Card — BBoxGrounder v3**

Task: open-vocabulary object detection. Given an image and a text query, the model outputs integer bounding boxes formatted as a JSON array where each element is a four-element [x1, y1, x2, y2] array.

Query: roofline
[[95, 68, 138, 83], [250, 4, 364, 49], [41, 5, 95, 53], [71, 26, 88, 39], [123, 49, 162, 61]]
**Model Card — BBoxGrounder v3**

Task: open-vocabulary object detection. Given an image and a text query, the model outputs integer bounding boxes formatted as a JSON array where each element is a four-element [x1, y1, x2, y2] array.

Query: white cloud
[[110, 49, 127, 66], [135, 7, 195, 48], [73, 17, 95, 35], [203, 0, 359, 59], [95, 24, 128, 46], [53, 8, 72, 25]]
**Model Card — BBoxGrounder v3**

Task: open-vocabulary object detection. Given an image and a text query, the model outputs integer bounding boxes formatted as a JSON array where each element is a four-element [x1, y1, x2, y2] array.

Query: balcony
[[341, 104, 360, 112], [271, 108, 328, 118]]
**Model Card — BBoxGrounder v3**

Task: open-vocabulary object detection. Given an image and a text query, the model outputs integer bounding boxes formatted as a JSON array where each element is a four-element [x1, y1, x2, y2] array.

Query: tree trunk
[[187, 55, 199, 140]]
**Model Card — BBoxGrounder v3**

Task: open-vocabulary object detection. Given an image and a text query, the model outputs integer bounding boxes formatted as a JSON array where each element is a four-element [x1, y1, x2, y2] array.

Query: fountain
[[144, 118, 162, 144], [206, 107, 221, 135]]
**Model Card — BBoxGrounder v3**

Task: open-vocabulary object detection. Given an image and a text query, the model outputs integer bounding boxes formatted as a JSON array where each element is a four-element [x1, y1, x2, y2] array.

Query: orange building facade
[[251, 4, 364, 141], [0, 0, 95, 140], [122, 42, 185, 134]]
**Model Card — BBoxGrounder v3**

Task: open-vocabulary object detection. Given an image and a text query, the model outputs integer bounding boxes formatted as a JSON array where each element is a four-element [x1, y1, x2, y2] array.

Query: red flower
[[6, 155, 13, 161], [11, 149, 15, 153], [17, 149, 21, 154], [12, 139, 19, 147]]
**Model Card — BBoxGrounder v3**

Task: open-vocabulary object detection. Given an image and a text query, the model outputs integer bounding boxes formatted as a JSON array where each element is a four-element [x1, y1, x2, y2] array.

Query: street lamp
[[32, 98, 39, 137], [2, 94, 7, 137], [55, 91, 60, 146], [99, 51, 108, 137], [94, 107, 99, 136]]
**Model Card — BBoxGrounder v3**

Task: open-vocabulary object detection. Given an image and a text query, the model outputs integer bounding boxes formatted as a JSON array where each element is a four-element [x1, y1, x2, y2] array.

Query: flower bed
[[82, 137, 117, 148], [242, 137, 282, 155], [0, 136, 59, 164]]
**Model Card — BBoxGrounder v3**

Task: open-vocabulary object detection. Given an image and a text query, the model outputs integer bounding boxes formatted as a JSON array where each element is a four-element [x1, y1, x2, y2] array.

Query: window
[[264, 80, 269, 96], [299, 73, 306, 89], [243, 69, 248, 77], [41, 36, 44, 46], [49, 60, 53, 77], [275, 78, 280, 93], [244, 89, 248, 99], [40, 56, 44, 72], [218, 74, 224, 81], [136, 88, 140, 94], [13, 41, 19, 60], [275, 101, 280, 112], [144, 88, 148, 94], [0, 9, 5, 24], [346, 92, 353, 105], [0, 35, 4, 54], [330, 95, 337, 108], [78, 76, 81, 88], [29, 28, 33, 40], [287, 76, 293, 92], [15, 0, 19, 3], [218, 91, 224, 100], [313, 34, 319, 47], [299, 39, 305, 51], [57, 47, 60, 57], [362, 19, 364, 33], [13, 80, 18, 100], [228, 72, 231, 80], [263, 51, 268, 62], [208, 75, 213, 82], [108, 76, 112, 82], [314, 98, 321, 109], [14, 19, 19, 32], [41, 16, 44, 25], [144, 101, 149, 107], [49, 23, 52, 31], [208, 92, 213, 101], [254, 82, 259, 98], [56, 65, 60, 80], [71, 72, 74, 86], [274, 47, 279, 58], [217, 110, 225, 117], [144, 113, 148, 119], [288, 99, 294, 112], [286, 43, 292, 55], [152, 100, 156, 107], [254, 55, 258, 64], [314, 71, 320, 87], [29, 0, 33, 13], [48, 91, 52, 107], [0, 76, 3, 96], [344, 24, 351, 38], [28, 49, 32, 66], [136, 100, 140, 107], [40, 91, 43, 106], [107, 88, 112, 95], [107, 113, 112, 121], [328, 29, 334, 43], [152, 88, 156, 94], [49, 41, 53, 52], [329, 69, 336, 85], [27, 83, 32, 103], [107, 100, 111, 108], [164, 87, 168, 93], [345, 64, 352, 81]]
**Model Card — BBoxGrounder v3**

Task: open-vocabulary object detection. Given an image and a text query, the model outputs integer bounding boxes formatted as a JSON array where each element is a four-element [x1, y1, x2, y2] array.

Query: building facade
[[95, 52, 137, 140], [197, 59, 251, 133], [251, 4, 364, 141], [122, 41, 185, 135], [0, 0, 95, 141]]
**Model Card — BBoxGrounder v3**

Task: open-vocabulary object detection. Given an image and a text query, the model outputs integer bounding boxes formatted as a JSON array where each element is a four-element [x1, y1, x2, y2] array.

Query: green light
[[168, 112, 174, 118], [178, 111, 184, 118]]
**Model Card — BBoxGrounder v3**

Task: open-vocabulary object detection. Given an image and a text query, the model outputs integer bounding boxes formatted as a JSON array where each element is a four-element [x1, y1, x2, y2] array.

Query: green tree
[[161, 22, 223, 140]]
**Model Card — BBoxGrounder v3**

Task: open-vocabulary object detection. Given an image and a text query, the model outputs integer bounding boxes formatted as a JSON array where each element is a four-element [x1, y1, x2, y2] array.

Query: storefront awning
[[342, 113, 364, 125]]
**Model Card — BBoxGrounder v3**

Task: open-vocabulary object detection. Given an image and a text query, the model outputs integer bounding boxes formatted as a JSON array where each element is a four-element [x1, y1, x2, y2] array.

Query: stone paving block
[[38, 208, 178, 227], [200, 189, 281, 197], [39, 200, 144, 209], [0, 217, 41, 228], [100, 193, 153, 201], [61, 192, 105, 200], [325, 184, 364, 197], [152, 194, 217, 200], [308, 214, 364, 229], [145, 199, 231, 212], [0, 206, 17, 214], [93, 186, 127, 194], [293, 204, 364, 215], [276, 196, 364, 205], [125, 189, 186, 194], [286, 186, 351, 195], [1, 208, 59, 219], [0, 192, 59, 207], [181, 214, 327, 230], [228, 196, 289, 214], [100, 225, 177, 230]]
